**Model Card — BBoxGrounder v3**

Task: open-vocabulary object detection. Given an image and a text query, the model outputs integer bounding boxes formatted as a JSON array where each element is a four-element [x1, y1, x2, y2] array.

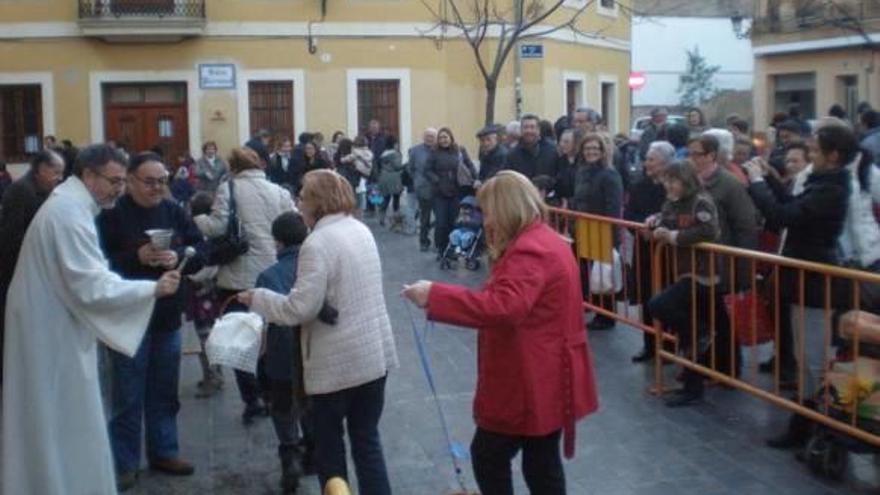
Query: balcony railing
[[78, 0, 205, 20], [77, 0, 206, 42], [752, 1, 880, 35]]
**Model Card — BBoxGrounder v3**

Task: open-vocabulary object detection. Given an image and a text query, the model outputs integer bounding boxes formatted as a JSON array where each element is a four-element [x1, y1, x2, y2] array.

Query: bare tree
[[420, 0, 598, 125]]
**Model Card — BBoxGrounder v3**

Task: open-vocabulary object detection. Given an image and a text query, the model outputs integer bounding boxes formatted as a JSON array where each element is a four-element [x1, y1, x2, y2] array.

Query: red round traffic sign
[[629, 72, 647, 90]]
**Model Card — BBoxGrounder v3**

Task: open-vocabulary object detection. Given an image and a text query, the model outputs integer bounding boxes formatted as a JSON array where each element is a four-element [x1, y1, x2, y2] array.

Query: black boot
[[587, 314, 615, 331], [766, 412, 813, 449], [279, 446, 303, 493], [666, 370, 704, 408], [242, 400, 267, 426], [631, 348, 655, 363]]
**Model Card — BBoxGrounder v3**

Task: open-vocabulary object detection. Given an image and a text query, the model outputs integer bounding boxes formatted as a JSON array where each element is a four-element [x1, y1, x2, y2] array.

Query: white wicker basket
[[206, 312, 264, 373]]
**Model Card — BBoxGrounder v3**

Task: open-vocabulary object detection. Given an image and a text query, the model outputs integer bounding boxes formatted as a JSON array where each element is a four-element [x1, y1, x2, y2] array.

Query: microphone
[[177, 246, 197, 272]]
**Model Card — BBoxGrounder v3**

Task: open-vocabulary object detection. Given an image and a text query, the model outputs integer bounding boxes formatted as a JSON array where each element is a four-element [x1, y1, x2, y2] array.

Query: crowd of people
[[3, 98, 880, 494]]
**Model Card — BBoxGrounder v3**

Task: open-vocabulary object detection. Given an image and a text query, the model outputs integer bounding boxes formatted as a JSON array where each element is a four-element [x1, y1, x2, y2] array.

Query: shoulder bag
[[456, 149, 475, 187], [207, 179, 250, 265]]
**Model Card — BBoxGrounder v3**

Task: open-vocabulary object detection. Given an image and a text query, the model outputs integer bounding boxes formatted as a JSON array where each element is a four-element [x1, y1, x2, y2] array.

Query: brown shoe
[[149, 458, 195, 476]]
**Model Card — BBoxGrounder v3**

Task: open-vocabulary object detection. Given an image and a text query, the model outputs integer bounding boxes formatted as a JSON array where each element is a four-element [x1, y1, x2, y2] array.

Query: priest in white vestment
[[2, 144, 181, 495]]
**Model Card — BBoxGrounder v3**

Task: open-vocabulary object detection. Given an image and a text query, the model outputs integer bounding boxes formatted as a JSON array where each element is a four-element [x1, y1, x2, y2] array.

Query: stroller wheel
[[822, 441, 848, 481], [805, 433, 829, 476], [465, 258, 481, 271], [440, 258, 451, 270]]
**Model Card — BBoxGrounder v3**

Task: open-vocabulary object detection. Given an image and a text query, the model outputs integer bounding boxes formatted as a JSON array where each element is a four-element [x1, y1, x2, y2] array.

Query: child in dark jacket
[[256, 211, 337, 493], [185, 192, 224, 397]]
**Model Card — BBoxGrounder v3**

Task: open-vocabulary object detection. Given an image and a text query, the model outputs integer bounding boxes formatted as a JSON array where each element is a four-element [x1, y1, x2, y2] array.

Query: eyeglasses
[[95, 171, 127, 188], [131, 174, 170, 189]]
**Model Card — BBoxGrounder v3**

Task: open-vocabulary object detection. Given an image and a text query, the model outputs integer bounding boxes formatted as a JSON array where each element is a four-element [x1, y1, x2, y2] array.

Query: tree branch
[[519, 0, 566, 32]]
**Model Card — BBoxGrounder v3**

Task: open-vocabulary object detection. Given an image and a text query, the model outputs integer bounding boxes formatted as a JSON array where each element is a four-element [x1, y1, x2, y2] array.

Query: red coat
[[427, 221, 598, 458]]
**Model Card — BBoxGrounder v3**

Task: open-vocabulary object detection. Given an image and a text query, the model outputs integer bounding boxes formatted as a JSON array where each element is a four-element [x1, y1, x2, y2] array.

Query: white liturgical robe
[[2, 176, 157, 495]]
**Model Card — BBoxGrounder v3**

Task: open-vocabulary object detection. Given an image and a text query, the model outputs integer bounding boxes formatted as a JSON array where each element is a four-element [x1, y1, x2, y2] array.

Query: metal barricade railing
[[547, 207, 677, 345], [548, 206, 880, 448]]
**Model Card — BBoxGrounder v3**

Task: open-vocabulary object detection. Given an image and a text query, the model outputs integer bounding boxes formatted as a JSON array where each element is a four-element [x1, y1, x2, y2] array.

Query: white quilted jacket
[[195, 169, 296, 291], [250, 213, 399, 394]]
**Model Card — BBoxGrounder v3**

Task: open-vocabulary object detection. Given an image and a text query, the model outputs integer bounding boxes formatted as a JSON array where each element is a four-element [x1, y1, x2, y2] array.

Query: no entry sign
[[629, 72, 647, 91]]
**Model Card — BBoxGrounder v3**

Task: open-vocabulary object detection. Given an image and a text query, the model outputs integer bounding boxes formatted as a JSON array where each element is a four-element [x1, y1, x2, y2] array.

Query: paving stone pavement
[[127, 218, 880, 495]]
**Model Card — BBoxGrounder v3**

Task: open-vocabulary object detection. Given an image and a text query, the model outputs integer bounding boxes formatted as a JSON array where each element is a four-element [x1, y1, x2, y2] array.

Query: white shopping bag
[[589, 248, 623, 295], [206, 312, 264, 374]]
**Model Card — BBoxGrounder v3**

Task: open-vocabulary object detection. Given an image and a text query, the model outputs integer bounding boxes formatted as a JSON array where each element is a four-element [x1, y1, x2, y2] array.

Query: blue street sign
[[520, 44, 544, 59]]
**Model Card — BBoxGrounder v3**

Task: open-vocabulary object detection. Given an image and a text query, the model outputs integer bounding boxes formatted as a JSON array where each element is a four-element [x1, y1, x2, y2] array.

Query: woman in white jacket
[[238, 169, 397, 495], [194, 146, 295, 422], [839, 151, 880, 271]]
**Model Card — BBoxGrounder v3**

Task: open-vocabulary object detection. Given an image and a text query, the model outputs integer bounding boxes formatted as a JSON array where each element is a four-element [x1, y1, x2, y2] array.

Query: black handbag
[[207, 179, 249, 265]]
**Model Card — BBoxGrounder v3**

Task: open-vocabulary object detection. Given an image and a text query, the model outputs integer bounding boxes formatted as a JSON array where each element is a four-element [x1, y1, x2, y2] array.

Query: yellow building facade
[[751, 0, 880, 129], [0, 0, 631, 163]]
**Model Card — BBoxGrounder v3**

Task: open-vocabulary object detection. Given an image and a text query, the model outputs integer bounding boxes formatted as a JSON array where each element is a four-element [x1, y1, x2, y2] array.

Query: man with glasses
[[2, 144, 182, 494], [97, 151, 207, 491]]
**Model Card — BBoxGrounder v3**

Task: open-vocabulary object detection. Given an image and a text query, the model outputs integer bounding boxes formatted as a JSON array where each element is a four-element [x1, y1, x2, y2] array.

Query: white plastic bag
[[206, 312, 264, 374], [589, 249, 623, 295]]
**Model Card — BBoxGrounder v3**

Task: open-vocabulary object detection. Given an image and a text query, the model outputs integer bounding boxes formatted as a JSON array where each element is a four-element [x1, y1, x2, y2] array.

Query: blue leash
[[404, 302, 470, 493]]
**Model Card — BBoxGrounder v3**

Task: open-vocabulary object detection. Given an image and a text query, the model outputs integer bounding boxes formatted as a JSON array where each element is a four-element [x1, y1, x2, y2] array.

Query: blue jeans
[[433, 196, 459, 251], [109, 329, 182, 473], [311, 376, 391, 495], [449, 229, 476, 251]]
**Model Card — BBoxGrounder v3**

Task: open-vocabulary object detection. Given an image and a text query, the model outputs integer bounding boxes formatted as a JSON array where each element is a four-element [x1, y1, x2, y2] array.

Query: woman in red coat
[[403, 170, 598, 495]]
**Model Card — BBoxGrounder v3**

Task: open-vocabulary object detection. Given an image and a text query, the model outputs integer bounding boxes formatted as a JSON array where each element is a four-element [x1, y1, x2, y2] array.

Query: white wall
[[631, 16, 753, 107]]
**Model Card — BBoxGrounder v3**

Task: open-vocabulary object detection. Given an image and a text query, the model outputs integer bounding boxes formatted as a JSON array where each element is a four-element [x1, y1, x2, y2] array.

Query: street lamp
[[731, 13, 750, 40]]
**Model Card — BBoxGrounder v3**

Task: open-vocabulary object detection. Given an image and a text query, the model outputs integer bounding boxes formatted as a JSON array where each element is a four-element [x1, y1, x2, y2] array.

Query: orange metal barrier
[[548, 206, 880, 449]]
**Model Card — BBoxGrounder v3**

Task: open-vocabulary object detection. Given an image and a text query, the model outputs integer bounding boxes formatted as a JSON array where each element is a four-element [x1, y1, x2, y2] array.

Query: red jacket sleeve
[[426, 249, 546, 329]]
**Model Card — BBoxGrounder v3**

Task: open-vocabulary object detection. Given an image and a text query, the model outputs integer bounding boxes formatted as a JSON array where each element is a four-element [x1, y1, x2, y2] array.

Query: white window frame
[[0, 72, 56, 160], [598, 74, 620, 133], [561, 70, 589, 116], [89, 70, 200, 158], [597, 0, 619, 18], [346, 68, 412, 153], [237, 69, 306, 145]]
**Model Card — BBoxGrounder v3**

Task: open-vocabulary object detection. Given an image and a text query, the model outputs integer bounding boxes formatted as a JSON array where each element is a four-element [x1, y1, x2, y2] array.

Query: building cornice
[[753, 32, 880, 56], [0, 21, 631, 52]]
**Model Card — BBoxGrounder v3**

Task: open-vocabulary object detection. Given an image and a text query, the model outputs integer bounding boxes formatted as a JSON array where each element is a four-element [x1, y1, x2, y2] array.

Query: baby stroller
[[800, 310, 880, 481], [440, 196, 483, 271]]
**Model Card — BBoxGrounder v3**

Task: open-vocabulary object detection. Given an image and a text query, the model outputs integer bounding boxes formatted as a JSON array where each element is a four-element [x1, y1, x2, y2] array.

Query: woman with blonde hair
[[403, 171, 598, 495], [238, 169, 398, 495]]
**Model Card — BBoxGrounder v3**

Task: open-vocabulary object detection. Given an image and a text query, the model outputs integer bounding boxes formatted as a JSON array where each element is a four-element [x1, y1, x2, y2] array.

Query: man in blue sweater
[[97, 151, 206, 491], [257, 211, 337, 493]]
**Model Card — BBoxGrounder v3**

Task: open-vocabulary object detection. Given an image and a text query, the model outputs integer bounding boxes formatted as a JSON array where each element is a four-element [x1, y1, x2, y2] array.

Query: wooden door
[[149, 106, 189, 160], [104, 82, 189, 160], [105, 108, 145, 153], [105, 105, 188, 160], [357, 80, 399, 138]]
